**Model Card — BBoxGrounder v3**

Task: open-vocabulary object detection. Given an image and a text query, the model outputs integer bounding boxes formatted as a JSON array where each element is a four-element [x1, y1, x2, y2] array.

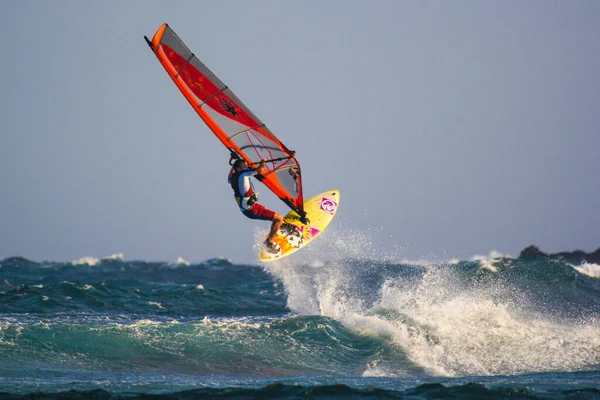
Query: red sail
[[146, 24, 303, 215]]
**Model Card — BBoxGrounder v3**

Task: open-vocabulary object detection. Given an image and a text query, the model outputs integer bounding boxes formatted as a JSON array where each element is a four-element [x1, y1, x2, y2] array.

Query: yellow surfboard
[[259, 190, 340, 262]]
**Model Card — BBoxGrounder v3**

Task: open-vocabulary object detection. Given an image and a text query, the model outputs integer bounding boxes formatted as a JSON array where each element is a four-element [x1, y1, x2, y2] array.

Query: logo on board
[[320, 198, 337, 214]]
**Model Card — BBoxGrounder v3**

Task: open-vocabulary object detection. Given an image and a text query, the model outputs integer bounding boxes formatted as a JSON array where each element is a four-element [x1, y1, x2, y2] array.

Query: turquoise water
[[1, 252, 599, 399]]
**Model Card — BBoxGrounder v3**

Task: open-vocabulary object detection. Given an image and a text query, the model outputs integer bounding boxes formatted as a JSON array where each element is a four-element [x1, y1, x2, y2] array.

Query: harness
[[230, 169, 259, 211]]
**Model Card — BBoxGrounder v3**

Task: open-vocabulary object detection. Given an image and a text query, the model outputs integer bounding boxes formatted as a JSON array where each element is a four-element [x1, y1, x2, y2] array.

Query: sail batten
[[146, 24, 304, 216]]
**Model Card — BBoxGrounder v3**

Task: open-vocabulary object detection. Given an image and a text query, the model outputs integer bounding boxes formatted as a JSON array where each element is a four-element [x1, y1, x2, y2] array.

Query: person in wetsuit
[[228, 159, 284, 253]]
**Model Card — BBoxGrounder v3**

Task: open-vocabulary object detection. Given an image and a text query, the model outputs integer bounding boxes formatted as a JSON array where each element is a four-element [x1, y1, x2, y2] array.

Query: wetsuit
[[229, 169, 275, 220]]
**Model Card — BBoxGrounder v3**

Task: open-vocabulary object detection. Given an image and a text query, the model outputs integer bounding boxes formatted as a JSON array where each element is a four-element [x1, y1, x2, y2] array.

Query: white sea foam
[[572, 262, 600, 279], [261, 223, 600, 377], [206, 257, 232, 265], [102, 253, 124, 261], [72, 253, 124, 266], [470, 250, 514, 261], [373, 273, 600, 376], [72, 257, 100, 266], [469, 250, 514, 273], [176, 257, 190, 266]]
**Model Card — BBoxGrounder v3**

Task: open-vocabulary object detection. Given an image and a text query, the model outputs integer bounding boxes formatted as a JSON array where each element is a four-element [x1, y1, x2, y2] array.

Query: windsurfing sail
[[144, 24, 304, 219]]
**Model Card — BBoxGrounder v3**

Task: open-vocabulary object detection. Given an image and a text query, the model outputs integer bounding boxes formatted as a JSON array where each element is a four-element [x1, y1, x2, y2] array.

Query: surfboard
[[259, 190, 340, 262]]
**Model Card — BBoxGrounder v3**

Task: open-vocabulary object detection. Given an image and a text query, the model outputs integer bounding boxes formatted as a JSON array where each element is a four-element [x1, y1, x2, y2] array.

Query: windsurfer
[[228, 159, 284, 253]]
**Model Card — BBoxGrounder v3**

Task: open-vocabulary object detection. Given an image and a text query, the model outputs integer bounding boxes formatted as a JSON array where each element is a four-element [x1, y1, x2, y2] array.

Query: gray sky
[[2, 1, 599, 264]]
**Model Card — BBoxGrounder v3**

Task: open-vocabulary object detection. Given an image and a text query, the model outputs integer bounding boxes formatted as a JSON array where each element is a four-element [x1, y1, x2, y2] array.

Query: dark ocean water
[[1, 247, 599, 399]]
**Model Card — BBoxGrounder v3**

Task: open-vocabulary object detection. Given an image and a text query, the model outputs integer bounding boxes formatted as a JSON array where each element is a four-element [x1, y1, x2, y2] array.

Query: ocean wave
[[573, 262, 600, 279], [2, 255, 600, 378], [0, 315, 401, 377], [0, 259, 287, 318], [264, 257, 600, 377], [1, 374, 600, 399]]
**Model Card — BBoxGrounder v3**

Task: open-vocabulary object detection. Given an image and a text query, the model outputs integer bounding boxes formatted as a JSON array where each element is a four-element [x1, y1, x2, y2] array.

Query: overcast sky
[[2, 1, 599, 264]]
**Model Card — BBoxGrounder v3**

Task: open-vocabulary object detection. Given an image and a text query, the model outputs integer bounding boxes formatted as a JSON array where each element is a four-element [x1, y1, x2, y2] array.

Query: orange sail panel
[[145, 24, 304, 215]]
